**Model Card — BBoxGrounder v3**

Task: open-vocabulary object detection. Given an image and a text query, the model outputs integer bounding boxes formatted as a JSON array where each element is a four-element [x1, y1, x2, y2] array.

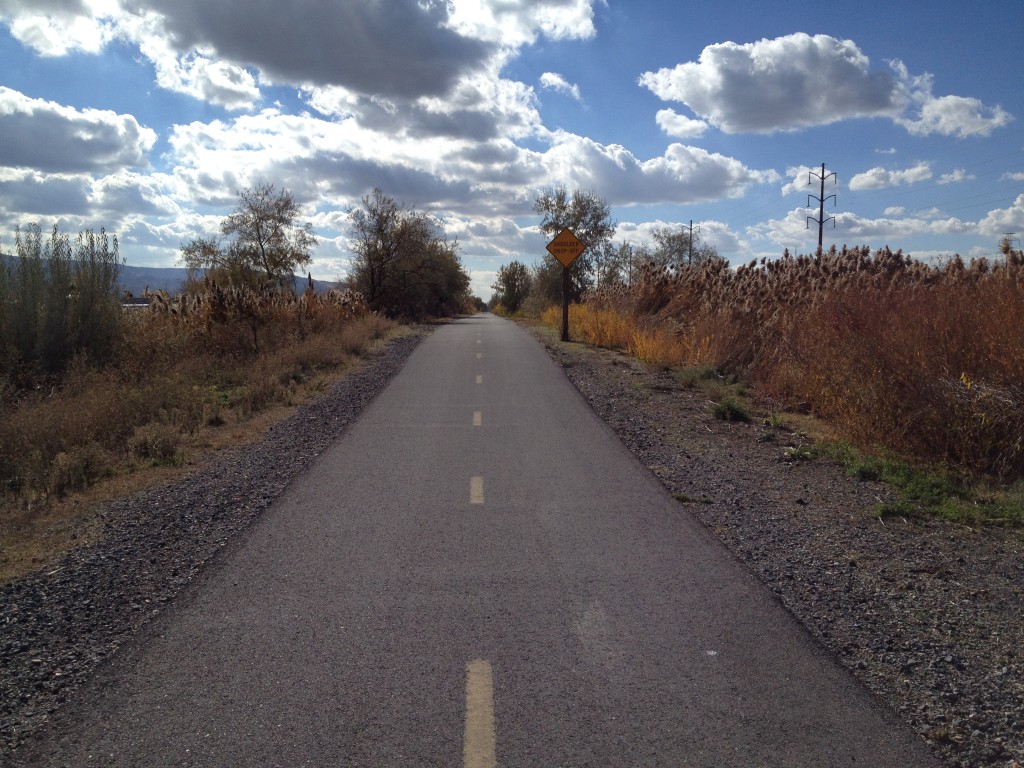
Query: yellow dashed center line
[[470, 477, 484, 504], [476, 375, 483, 385], [473, 411, 482, 427], [464, 660, 496, 768], [477, 353, 482, 359]]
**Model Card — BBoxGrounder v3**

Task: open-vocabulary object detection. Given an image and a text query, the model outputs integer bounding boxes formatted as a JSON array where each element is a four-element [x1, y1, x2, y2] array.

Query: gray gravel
[[0, 328, 429, 763], [2, 321, 1022, 768], [537, 333, 1023, 768]]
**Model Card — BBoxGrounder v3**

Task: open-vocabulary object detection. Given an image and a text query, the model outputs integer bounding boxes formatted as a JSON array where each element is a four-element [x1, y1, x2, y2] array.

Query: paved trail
[[16, 315, 940, 767]]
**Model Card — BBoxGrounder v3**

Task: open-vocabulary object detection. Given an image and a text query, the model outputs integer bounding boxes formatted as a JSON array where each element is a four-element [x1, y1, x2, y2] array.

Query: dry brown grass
[[551, 245, 1024, 482], [0, 285, 398, 582], [541, 303, 711, 367]]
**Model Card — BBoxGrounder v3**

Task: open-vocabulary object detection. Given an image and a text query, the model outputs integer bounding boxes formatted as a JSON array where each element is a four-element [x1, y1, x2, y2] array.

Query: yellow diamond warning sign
[[546, 228, 586, 268]]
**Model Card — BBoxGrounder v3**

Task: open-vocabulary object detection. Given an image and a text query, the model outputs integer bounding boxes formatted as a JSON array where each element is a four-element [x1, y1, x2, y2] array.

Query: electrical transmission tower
[[685, 219, 700, 265], [807, 163, 837, 249]]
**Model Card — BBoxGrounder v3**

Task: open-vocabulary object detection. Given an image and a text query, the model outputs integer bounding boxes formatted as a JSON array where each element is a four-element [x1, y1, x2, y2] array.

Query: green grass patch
[[711, 395, 752, 423], [673, 365, 720, 389], [817, 442, 1023, 527]]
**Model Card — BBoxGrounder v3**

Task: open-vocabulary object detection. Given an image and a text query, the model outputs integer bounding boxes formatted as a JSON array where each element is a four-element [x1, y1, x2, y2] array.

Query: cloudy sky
[[1, 0, 1022, 299]]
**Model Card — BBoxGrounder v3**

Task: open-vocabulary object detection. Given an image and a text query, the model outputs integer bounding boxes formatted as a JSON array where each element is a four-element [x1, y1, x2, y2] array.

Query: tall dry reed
[[567, 245, 1024, 480], [1, 282, 386, 501]]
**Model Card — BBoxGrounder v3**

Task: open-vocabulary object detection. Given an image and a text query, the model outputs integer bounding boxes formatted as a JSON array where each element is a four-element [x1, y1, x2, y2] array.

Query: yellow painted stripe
[[476, 375, 483, 385], [470, 477, 484, 504], [473, 411, 482, 427], [477, 352, 483, 359], [464, 660, 496, 768]]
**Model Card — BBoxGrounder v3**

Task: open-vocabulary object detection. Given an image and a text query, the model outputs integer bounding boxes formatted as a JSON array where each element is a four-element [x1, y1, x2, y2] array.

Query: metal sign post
[[546, 228, 586, 342]]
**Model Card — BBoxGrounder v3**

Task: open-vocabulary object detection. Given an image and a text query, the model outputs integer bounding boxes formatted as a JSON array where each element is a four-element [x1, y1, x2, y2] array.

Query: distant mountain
[[120, 265, 342, 296], [1, 255, 340, 297], [117, 264, 190, 296]]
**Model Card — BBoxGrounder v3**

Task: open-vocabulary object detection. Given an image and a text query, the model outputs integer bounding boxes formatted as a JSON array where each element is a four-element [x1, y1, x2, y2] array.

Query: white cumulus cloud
[[938, 168, 974, 185], [654, 109, 708, 139], [639, 33, 904, 134], [446, 0, 599, 46], [540, 72, 581, 101], [0, 86, 156, 174], [780, 165, 835, 197], [121, 0, 493, 99], [894, 66, 1012, 138], [978, 194, 1024, 237], [0, 0, 116, 56], [849, 162, 932, 190], [753, 206, 978, 251], [639, 33, 1012, 140]]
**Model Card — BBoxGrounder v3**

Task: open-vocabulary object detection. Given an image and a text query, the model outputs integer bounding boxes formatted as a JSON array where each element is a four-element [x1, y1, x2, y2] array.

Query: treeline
[[491, 185, 719, 314], [181, 184, 474, 320], [0, 183, 473, 505], [1, 185, 475, 393]]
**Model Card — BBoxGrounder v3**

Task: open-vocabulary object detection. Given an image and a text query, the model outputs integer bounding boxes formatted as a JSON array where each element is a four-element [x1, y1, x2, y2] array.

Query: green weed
[[820, 442, 1021, 527], [711, 396, 752, 423]]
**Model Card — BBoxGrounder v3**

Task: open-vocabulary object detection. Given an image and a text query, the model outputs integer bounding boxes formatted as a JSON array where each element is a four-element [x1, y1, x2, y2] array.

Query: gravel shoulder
[[2, 319, 1022, 768], [530, 325, 1023, 768], [0, 328, 430, 763]]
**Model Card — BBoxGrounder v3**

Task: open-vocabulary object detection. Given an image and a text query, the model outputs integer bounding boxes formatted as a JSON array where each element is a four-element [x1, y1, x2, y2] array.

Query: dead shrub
[[127, 423, 183, 463], [47, 442, 109, 497]]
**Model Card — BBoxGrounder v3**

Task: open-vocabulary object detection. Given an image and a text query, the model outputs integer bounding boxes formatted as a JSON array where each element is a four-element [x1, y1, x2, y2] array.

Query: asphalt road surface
[[16, 315, 941, 767]]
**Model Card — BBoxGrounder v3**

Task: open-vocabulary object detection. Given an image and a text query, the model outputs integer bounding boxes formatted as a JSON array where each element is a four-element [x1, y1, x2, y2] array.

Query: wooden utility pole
[[561, 267, 570, 341], [807, 163, 837, 249]]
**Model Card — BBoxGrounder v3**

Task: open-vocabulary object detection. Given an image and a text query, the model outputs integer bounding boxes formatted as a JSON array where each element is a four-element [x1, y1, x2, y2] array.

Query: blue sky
[[1, 0, 1022, 299]]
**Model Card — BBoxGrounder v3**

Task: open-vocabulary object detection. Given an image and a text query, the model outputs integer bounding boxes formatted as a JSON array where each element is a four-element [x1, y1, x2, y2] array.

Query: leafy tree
[[533, 186, 616, 303], [180, 236, 251, 288], [348, 188, 470, 319], [529, 257, 565, 307], [181, 183, 316, 288], [650, 224, 721, 268], [1, 224, 121, 386], [491, 260, 532, 313], [594, 241, 649, 287]]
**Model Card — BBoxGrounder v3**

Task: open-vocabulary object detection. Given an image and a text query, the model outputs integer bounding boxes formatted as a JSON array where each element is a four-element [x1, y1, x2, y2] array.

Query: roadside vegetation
[[1, 185, 476, 577], [545, 245, 1024, 525], [495, 187, 1024, 526]]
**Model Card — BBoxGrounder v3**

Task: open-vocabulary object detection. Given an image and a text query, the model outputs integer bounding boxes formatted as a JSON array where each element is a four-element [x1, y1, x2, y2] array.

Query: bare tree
[[181, 183, 316, 288], [650, 223, 720, 268]]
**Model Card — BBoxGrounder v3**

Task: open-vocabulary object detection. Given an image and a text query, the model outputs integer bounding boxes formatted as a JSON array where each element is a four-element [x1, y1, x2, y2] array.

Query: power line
[[806, 163, 837, 249]]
